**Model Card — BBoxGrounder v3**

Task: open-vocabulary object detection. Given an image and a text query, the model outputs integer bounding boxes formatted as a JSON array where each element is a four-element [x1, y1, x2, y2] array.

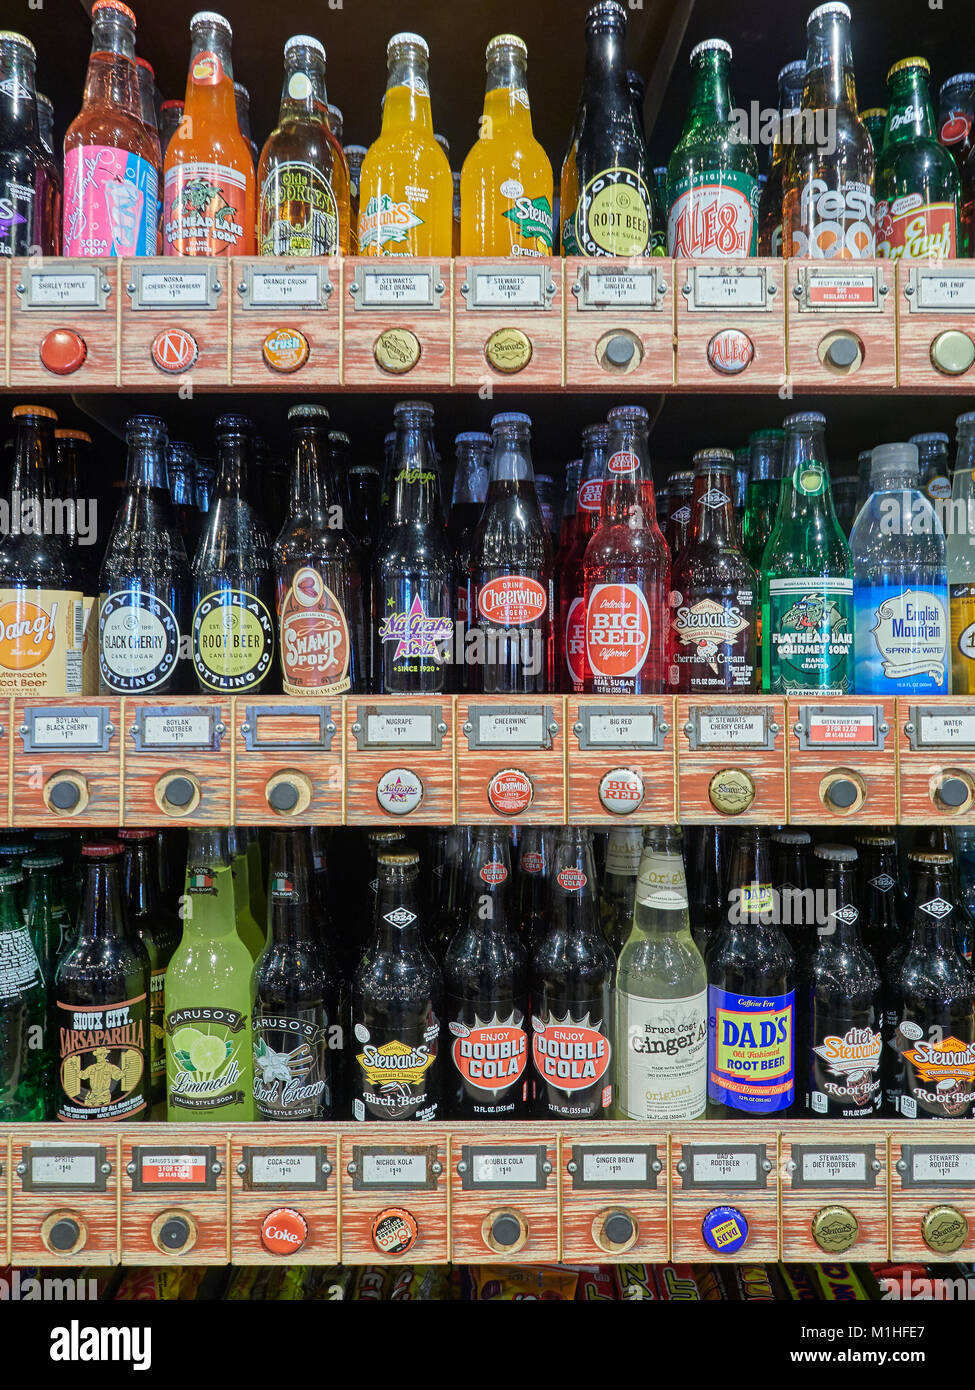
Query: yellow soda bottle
[[358, 32, 452, 256], [461, 35, 554, 257]]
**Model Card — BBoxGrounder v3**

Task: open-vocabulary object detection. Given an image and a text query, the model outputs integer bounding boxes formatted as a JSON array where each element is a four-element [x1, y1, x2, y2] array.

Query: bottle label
[[192, 589, 274, 692], [278, 567, 351, 696], [787, 179, 876, 258], [669, 591, 754, 691], [950, 583, 975, 693], [358, 193, 425, 251], [636, 852, 687, 909], [854, 585, 948, 693], [808, 1019, 883, 1118], [447, 1006, 528, 1115], [604, 829, 642, 877], [0, 926, 42, 996], [767, 577, 853, 694], [253, 1009, 331, 1120], [667, 169, 760, 258], [163, 160, 249, 256], [564, 595, 588, 690], [618, 988, 707, 1121], [707, 984, 794, 1114], [941, 108, 972, 147], [56, 994, 149, 1121], [352, 1016, 439, 1121], [149, 967, 166, 1084], [0, 589, 85, 696], [258, 160, 339, 256], [577, 478, 604, 513], [0, 178, 36, 257], [378, 585, 454, 687], [892, 1020, 975, 1119], [585, 582, 652, 691], [63, 145, 159, 257], [877, 196, 956, 260], [574, 168, 653, 257], [501, 191, 554, 254], [531, 1005, 612, 1117], [165, 1006, 250, 1114], [191, 51, 224, 86], [98, 590, 181, 693], [476, 574, 547, 626]]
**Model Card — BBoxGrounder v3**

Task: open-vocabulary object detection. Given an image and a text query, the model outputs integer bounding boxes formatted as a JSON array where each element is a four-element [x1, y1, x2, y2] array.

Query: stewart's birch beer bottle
[[667, 39, 760, 257], [784, 3, 875, 259]]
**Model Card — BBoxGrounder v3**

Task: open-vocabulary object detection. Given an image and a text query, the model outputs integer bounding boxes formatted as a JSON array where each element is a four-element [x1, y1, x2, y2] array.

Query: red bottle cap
[[260, 1208, 308, 1256], [40, 329, 88, 376], [92, 0, 137, 25], [151, 328, 198, 374], [118, 829, 154, 840], [81, 842, 124, 857]]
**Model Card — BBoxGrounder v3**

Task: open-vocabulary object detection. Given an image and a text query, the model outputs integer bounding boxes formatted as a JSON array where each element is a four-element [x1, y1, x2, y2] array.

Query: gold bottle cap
[[484, 327, 533, 374], [887, 55, 930, 82], [373, 328, 421, 374], [707, 767, 756, 815], [811, 1205, 859, 1254], [922, 1205, 969, 1254], [930, 330, 975, 379]]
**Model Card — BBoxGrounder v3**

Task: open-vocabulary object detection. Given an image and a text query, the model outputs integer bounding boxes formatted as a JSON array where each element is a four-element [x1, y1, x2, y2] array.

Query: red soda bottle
[[558, 423, 608, 693]]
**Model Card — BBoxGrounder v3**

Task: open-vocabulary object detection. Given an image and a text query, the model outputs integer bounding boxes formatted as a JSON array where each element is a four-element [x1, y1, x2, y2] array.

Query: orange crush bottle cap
[[12, 404, 58, 421], [91, 0, 138, 26]]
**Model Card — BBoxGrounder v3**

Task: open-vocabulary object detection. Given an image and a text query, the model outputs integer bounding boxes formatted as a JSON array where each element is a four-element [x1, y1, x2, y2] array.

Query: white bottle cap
[[191, 11, 232, 36], [388, 32, 429, 56], [690, 38, 732, 61], [870, 442, 918, 481], [284, 35, 326, 61]]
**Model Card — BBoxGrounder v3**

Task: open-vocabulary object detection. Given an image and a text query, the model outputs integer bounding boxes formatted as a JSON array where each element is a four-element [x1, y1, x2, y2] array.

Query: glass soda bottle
[[667, 39, 760, 258], [119, 829, 177, 1109], [63, 0, 159, 257], [0, 32, 56, 257], [376, 401, 454, 694], [159, 100, 183, 160], [468, 412, 552, 694], [460, 35, 553, 256], [664, 469, 694, 557], [23, 852, 68, 991], [35, 91, 62, 254], [938, 73, 975, 170], [861, 107, 887, 154], [0, 868, 47, 1120], [762, 411, 853, 694], [448, 431, 490, 642], [443, 826, 529, 1119], [687, 824, 727, 959], [514, 826, 551, 957], [741, 428, 785, 572], [568, 2, 654, 258], [344, 143, 367, 252], [55, 843, 151, 1123], [850, 442, 948, 695], [99, 415, 190, 697], [227, 826, 265, 963], [258, 35, 350, 257], [163, 10, 255, 256], [600, 826, 641, 955], [274, 405, 357, 697], [948, 413, 975, 693], [616, 826, 707, 1121], [191, 415, 275, 695], [758, 61, 805, 256], [358, 33, 452, 256], [877, 57, 959, 260], [583, 405, 669, 695], [668, 448, 758, 694], [560, 423, 608, 693], [784, 2, 875, 258], [556, 459, 583, 565], [911, 430, 952, 510]]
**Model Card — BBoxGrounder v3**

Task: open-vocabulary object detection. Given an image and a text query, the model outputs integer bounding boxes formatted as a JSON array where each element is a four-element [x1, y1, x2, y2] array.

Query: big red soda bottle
[[558, 423, 608, 693], [583, 406, 669, 695], [469, 413, 552, 694]]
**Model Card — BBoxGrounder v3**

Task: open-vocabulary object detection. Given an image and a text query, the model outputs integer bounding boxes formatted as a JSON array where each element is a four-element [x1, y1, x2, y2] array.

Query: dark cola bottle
[[469, 413, 552, 694], [351, 851, 441, 1122], [686, 824, 726, 959], [99, 416, 190, 696], [515, 826, 551, 956], [376, 402, 454, 694], [343, 459, 380, 693], [856, 832, 901, 962], [444, 826, 529, 1119], [253, 829, 340, 1121], [119, 829, 178, 1108], [887, 851, 975, 1121], [559, 423, 608, 693], [772, 829, 813, 961], [0, 32, 56, 256], [664, 469, 693, 558], [425, 825, 470, 961], [803, 845, 883, 1119], [448, 432, 490, 685], [532, 827, 615, 1119]]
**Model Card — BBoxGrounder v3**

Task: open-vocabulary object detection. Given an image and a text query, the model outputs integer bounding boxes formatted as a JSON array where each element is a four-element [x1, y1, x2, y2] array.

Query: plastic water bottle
[[850, 442, 948, 695]]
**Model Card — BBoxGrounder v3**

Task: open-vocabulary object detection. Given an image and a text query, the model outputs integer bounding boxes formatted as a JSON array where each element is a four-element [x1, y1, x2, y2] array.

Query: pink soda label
[[63, 145, 158, 257]]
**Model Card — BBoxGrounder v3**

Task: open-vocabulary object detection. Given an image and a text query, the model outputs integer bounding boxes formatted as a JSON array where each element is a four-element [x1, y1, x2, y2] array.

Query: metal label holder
[[684, 265, 771, 312], [17, 265, 111, 311], [350, 1144, 440, 1192], [464, 704, 557, 750], [683, 704, 779, 751], [461, 265, 555, 311], [129, 1144, 219, 1193], [906, 704, 975, 752], [793, 704, 888, 751], [349, 264, 444, 311], [678, 1143, 770, 1190], [789, 1143, 878, 1189], [236, 262, 332, 310], [21, 705, 114, 752], [126, 263, 222, 311], [569, 1144, 659, 1191], [239, 1145, 330, 1192], [19, 1144, 110, 1193], [573, 703, 668, 751], [459, 1144, 549, 1191], [130, 704, 224, 752], [242, 704, 335, 751], [352, 704, 445, 751]]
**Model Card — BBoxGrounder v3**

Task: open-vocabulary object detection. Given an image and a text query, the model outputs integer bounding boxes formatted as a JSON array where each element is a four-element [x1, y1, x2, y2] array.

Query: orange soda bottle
[[461, 35, 554, 256], [358, 32, 452, 257], [163, 10, 255, 256]]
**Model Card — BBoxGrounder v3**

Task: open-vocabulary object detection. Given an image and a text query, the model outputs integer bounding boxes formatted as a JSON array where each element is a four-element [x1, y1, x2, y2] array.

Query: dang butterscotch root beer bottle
[[163, 10, 255, 257]]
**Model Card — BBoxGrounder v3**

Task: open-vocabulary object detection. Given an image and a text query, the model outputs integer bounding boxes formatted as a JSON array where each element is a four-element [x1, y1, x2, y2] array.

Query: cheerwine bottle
[[559, 423, 608, 693], [468, 413, 552, 694], [532, 827, 615, 1119], [583, 405, 669, 696], [444, 827, 529, 1119], [784, 2, 875, 259]]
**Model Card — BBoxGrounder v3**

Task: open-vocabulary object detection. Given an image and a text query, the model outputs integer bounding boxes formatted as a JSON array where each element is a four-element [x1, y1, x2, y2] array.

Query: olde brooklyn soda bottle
[[469, 413, 552, 693], [762, 412, 853, 694], [444, 827, 529, 1119], [616, 827, 706, 1121], [877, 58, 959, 261], [533, 828, 615, 1119], [352, 851, 442, 1121], [583, 406, 669, 695]]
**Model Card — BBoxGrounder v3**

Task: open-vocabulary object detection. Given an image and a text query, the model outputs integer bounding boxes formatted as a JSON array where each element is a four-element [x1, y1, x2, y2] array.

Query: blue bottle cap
[[701, 1205, 749, 1254]]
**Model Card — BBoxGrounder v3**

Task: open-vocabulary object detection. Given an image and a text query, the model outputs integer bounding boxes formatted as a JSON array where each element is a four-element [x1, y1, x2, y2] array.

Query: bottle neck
[[81, 860, 126, 940], [12, 419, 54, 508], [860, 847, 898, 921], [582, 25, 630, 113], [0, 43, 39, 138], [374, 868, 422, 951], [685, 51, 734, 129], [779, 426, 837, 521], [382, 48, 433, 133], [185, 23, 237, 124], [726, 832, 773, 928], [390, 419, 443, 528], [885, 70, 937, 144], [804, 14, 858, 112], [549, 829, 601, 941], [483, 48, 532, 128], [84, 11, 141, 118], [688, 465, 739, 546], [451, 445, 488, 507], [122, 843, 156, 924], [749, 437, 784, 483], [468, 828, 513, 936], [907, 868, 958, 951], [488, 427, 536, 486], [215, 436, 251, 502], [633, 827, 692, 938], [288, 430, 333, 522], [184, 829, 236, 937], [267, 831, 314, 944], [0, 882, 22, 931], [125, 437, 170, 494], [601, 423, 655, 526], [279, 50, 329, 124], [817, 864, 862, 948]]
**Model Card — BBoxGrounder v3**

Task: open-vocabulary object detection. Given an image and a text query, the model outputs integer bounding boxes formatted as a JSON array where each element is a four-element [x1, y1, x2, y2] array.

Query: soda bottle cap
[[940, 74, 975, 95], [668, 468, 694, 481], [81, 842, 124, 858], [328, 104, 342, 126], [870, 442, 918, 481], [888, 56, 930, 82], [908, 850, 953, 866], [22, 854, 64, 869], [856, 833, 897, 847], [55, 429, 92, 443], [778, 59, 806, 82], [692, 447, 734, 466], [0, 31, 36, 55], [772, 830, 811, 844], [160, 99, 184, 111], [808, 3, 852, 26], [118, 829, 154, 840], [486, 34, 527, 57], [956, 411, 975, 429], [0, 869, 22, 887], [491, 411, 531, 430], [388, 32, 428, 56], [125, 414, 168, 440], [287, 403, 329, 421], [690, 38, 732, 61], [191, 12, 232, 36], [861, 107, 888, 119], [214, 413, 254, 433], [344, 143, 367, 156], [93, 0, 137, 25], [377, 850, 421, 867], [814, 843, 858, 863], [394, 399, 434, 418], [585, 2, 627, 35], [455, 431, 491, 444], [136, 56, 154, 76], [328, 430, 351, 446], [607, 404, 649, 424], [12, 404, 57, 421], [582, 423, 609, 443], [284, 35, 326, 60], [910, 432, 949, 446]]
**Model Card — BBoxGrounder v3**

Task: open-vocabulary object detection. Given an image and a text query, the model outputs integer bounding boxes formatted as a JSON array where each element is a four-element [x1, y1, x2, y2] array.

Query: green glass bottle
[[861, 107, 888, 154], [23, 853, 67, 985], [666, 38, 759, 257], [877, 57, 959, 260], [0, 868, 47, 1120], [165, 827, 255, 1121], [227, 826, 265, 962], [762, 412, 853, 694], [121, 830, 179, 1110], [741, 429, 785, 571], [245, 828, 267, 929]]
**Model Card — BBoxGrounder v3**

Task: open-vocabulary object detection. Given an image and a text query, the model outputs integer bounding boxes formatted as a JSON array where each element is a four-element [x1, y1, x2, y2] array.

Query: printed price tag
[[249, 1152, 321, 1187], [686, 707, 776, 750], [915, 710, 975, 748], [572, 1145, 656, 1190], [22, 269, 104, 310], [356, 267, 439, 310], [579, 267, 658, 309], [27, 1150, 100, 1188], [910, 1149, 975, 1185], [130, 269, 217, 310], [688, 268, 768, 310], [796, 705, 886, 751], [24, 709, 110, 751], [802, 270, 880, 310], [466, 706, 556, 749], [365, 713, 434, 746], [244, 267, 327, 308], [355, 1149, 433, 1189], [467, 267, 550, 309], [681, 1145, 768, 1189], [795, 1147, 872, 1186], [577, 707, 662, 749], [135, 710, 219, 750], [472, 1152, 540, 1185], [913, 271, 975, 312], [130, 1145, 217, 1191]]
